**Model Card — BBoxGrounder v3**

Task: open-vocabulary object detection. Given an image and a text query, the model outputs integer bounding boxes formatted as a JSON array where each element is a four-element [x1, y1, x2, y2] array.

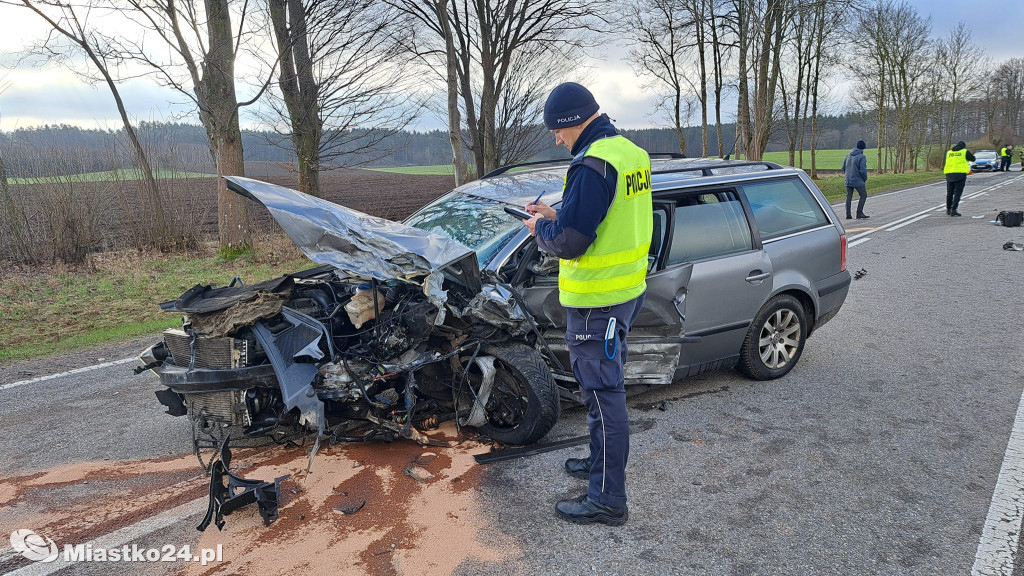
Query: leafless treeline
[[2, 0, 1023, 256], [627, 0, 1024, 176]]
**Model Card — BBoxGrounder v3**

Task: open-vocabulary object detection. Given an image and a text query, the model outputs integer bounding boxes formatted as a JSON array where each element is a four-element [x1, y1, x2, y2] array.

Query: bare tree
[[779, 0, 815, 168], [850, 1, 891, 173], [934, 23, 986, 152], [680, 0, 711, 156], [726, 0, 789, 161], [989, 58, 1024, 143], [268, 0, 418, 196], [115, 0, 279, 248], [5, 0, 168, 245], [883, 3, 930, 173], [396, 0, 609, 176], [624, 0, 692, 155], [807, 0, 850, 178]]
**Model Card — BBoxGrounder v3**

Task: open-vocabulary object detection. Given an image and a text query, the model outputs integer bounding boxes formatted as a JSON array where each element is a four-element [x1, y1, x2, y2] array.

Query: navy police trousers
[[564, 293, 645, 508]]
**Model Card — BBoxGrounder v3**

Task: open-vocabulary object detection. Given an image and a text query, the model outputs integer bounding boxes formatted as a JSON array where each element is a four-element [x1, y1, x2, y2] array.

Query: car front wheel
[[738, 294, 808, 380], [460, 343, 561, 445]]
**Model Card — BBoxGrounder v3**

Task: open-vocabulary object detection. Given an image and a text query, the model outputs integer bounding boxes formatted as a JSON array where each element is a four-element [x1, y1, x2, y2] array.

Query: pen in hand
[[527, 191, 545, 217]]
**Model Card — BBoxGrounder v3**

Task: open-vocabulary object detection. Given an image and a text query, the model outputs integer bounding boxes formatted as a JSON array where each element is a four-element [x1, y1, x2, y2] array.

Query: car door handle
[[745, 271, 771, 283]]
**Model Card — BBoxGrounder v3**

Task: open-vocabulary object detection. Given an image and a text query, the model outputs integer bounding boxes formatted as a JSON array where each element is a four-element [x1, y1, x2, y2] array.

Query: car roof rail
[[652, 160, 786, 177], [481, 152, 687, 180]]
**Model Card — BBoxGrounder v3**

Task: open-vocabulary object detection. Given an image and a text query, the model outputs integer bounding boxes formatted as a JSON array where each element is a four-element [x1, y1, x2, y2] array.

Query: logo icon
[[10, 529, 59, 563]]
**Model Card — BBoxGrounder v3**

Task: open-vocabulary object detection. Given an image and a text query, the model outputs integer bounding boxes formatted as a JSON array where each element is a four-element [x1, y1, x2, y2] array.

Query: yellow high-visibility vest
[[558, 136, 653, 307], [944, 149, 970, 174]]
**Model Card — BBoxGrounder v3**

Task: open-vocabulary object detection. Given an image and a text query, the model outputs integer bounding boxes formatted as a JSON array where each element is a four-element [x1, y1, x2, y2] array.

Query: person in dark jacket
[[999, 145, 1011, 171], [943, 141, 975, 216], [841, 140, 870, 219], [521, 82, 652, 527]]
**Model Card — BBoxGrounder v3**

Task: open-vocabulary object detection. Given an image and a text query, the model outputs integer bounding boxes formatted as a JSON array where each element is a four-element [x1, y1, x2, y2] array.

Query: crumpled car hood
[[225, 176, 480, 294]]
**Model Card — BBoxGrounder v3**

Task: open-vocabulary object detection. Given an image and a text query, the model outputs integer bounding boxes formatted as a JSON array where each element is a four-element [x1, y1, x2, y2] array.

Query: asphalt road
[[2, 170, 1023, 575]]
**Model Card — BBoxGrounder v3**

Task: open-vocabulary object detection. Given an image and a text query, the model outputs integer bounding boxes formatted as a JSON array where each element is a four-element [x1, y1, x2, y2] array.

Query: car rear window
[[742, 178, 829, 240], [667, 192, 753, 265]]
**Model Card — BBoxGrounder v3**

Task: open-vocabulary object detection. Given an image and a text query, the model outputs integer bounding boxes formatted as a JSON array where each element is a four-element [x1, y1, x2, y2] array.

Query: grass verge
[[367, 165, 473, 176], [9, 168, 215, 185], [812, 171, 944, 202], [0, 236, 311, 364], [761, 148, 928, 171]]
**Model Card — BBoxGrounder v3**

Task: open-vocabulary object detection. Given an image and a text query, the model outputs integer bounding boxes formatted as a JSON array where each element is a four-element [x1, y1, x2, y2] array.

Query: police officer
[[999, 145, 1011, 171], [944, 140, 975, 216], [521, 82, 652, 526]]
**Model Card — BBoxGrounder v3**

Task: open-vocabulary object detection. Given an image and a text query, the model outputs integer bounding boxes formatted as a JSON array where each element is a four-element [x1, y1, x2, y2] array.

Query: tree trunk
[[674, 89, 687, 155], [735, 0, 751, 158], [749, 1, 785, 161], [437, 0, 469, 185], [203, 0, 249, 247], [692, 3, 708, 157], [216, 127, 248, 246], [270, 0, 322, 196], [710, 1, 724, 157]]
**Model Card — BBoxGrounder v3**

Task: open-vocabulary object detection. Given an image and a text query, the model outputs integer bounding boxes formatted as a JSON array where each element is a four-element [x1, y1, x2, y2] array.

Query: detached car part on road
[[138, 158, 851, 464]]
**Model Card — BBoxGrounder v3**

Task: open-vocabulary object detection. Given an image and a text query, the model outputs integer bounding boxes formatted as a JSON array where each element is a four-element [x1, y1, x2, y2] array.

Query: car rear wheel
[[738, 294, 808, 380], [460, 343, 560, 445]]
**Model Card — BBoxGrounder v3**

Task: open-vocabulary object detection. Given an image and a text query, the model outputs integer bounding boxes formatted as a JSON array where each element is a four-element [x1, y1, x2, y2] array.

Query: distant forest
[[0, 112, 989, 178]]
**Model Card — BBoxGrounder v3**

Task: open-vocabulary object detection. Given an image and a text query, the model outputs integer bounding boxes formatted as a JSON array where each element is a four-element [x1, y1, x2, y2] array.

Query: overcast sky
[[0, 0, 1021, 133]]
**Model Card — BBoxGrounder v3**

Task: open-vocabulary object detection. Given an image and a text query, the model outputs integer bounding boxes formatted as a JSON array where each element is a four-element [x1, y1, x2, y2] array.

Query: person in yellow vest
[[943, 141, 975, 216], [521, 82, 652, 526], [999, 145, 1011, 172]]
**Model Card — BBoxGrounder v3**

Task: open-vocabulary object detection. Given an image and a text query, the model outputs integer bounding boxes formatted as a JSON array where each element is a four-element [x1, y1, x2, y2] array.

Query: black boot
[[856, 213, 870, 219], [951, 210, 962, 217], [846, 214, 853, 220], [555, 495, 628, 526], [946, 208, 951, 215], [564, 457, 590, 480]]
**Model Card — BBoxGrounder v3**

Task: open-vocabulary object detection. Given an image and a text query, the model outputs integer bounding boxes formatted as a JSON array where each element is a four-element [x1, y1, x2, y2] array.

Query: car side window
[[666, 191, 753, 266], [742, 178, 829, 240], [649, 206, 668, 271]]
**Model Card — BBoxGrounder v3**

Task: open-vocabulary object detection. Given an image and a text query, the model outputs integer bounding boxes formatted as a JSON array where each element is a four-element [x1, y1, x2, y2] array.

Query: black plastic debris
[[197, 436, 290, 531], [853, 268, 867, 280], [475, 435, 590, 464], [1003, 241, 1024, 252]]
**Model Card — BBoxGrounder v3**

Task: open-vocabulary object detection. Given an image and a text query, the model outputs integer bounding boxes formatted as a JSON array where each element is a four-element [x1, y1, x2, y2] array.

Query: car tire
[[738, 294, 808, 381], [472, 343, 560, 445]]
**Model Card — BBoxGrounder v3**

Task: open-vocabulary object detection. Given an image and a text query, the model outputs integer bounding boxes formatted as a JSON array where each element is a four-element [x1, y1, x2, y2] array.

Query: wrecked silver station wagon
[[139, 158, 851, 461]]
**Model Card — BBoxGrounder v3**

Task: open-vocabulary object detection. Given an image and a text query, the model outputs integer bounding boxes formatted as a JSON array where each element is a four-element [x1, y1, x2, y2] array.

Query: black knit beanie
[[543, 83, 599, 130], [856, 140, 866, 150]]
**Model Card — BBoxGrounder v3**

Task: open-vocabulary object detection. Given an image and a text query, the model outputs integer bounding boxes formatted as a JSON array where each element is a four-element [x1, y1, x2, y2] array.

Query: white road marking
[[885, 214, 930, 231], [879, 205, 945, 229], [847, 237, 871, 248], [972, 386, 1024, 576], [0, 357, 137, 392], [829, 178, 946, 210], [3, 497, 207, 576]]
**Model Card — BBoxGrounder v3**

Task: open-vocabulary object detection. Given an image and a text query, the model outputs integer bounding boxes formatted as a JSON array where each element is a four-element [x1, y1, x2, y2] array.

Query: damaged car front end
[[138, 176, 562, 470]]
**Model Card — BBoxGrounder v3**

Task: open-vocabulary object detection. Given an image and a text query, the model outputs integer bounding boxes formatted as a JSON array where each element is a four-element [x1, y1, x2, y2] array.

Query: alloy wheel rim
[[758, 309, 801, 369]]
